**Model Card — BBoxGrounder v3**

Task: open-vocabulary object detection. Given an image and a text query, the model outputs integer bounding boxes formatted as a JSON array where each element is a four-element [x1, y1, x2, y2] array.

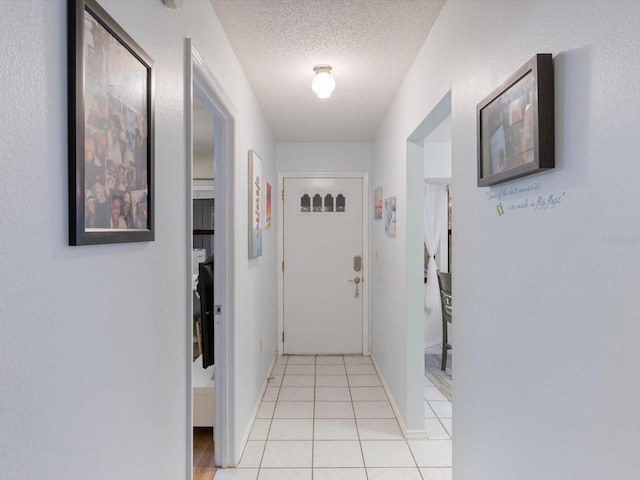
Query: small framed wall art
[[384, 196, 396, 238], [477, 53, 554, 187], [248, 150, 263, 258], [68, 0, 154, 245], [373, 187, 383, 220], [265, 182, 272, 229]]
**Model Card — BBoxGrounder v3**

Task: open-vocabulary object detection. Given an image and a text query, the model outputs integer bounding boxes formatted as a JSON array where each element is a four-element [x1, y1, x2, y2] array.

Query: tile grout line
[[257, 354, 287, 477], [246, 355, 449, 478], [373, 355, 424, 479], [424, 373, 453, 440], [426, 397, 453, 440], [404, 419, 426, 480], [346, 356, 370, 480]]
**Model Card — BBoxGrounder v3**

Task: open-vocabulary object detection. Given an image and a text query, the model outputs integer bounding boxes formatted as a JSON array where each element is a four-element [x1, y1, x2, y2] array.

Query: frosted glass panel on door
[[313, 193, 322, 212], [298, 191, 347, 214], [300, 194, 311, 212], [324, 194, 334, 212]]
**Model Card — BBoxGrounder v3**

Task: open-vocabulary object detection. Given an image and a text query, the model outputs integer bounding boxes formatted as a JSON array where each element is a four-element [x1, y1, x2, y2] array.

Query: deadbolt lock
[[353, 255, 362, 272]]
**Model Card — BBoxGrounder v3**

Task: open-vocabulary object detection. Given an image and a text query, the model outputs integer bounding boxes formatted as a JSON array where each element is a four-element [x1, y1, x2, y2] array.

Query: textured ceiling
[[210, 0, 445, 142]]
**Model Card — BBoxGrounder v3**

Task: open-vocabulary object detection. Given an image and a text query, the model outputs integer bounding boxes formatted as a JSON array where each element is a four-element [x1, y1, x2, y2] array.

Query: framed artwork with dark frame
[[477, 53, 554, 187], [68, 0, 154, 245]]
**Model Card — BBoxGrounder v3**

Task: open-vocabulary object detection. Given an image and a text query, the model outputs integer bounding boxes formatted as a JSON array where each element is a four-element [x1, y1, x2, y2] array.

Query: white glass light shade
[[312, 65, 336, 99]]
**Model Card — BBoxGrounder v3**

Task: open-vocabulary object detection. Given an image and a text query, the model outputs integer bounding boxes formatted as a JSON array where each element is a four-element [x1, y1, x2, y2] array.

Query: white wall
[[193, 152, 214, 180], [423, 142, 451, 179], [0, 0, 276, 478], [371, 126, 420, 432], [372, 0, 640, 478], [276, 142, 372, 174]]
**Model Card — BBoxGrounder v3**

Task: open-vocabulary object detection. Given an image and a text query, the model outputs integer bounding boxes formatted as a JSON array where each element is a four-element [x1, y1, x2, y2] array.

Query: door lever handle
[[348, 276, 361, 297]]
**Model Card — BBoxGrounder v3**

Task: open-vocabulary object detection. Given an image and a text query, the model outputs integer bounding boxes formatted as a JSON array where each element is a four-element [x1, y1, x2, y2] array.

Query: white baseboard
[[403, 428, 428, 440], [370, 353, 427, 440], [236, 353, 277, 465]]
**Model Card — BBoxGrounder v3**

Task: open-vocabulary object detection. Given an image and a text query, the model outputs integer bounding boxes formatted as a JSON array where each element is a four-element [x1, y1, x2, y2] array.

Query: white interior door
[[283, 177, 364, 354]]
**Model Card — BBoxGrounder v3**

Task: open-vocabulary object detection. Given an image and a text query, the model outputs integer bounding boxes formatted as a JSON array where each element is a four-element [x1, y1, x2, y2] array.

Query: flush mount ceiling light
[[311, 64, 336, 99]]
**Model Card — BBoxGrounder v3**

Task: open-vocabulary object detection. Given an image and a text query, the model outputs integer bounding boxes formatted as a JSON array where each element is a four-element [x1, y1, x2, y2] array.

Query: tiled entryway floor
[[214, 355, 452, 480]]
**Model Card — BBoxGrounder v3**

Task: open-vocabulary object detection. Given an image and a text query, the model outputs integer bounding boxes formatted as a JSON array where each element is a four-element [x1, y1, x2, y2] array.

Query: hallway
[[214, 355, 452, 480]]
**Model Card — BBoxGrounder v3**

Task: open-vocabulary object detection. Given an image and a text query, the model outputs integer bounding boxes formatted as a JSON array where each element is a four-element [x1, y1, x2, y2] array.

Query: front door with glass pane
[[283, 177, 364, 354]]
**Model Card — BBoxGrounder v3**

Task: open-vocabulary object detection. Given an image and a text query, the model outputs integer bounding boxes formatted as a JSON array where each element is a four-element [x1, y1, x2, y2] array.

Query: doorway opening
[[191, 94, 215, 480], [408, 90, 453, 449], [186, 41, 237, 478]]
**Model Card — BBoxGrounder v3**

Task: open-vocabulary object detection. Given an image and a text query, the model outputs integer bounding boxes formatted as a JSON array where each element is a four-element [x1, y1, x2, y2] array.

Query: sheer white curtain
[[423, 183, 448, 312]]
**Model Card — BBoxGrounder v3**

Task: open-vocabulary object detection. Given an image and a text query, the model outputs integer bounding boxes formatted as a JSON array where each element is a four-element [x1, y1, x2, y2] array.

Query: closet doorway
[[186, 41, 237, 477]]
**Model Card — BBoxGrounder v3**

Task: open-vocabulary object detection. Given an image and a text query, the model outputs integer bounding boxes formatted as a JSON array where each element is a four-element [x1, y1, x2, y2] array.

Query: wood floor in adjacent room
[[424, 345, 452, 401], [193, 427, 216, 480]]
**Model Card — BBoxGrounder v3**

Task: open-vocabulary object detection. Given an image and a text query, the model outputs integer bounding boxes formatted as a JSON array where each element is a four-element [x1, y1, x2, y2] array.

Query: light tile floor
[[214, 355, 452, 480]]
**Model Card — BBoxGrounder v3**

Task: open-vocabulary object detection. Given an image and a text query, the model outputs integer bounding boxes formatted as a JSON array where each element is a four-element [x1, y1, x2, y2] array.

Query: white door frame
[[185, 40, 237, 471], [278, 172, 369, 356]]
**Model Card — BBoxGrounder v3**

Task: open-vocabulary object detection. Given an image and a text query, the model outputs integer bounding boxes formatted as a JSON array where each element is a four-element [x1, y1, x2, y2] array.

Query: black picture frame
[[477, 54, 554, 187], [68, 0, 154, 245]]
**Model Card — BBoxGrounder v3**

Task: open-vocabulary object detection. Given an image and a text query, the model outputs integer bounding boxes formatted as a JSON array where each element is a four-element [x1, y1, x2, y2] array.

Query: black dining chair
[[437, 270, 452, 371]]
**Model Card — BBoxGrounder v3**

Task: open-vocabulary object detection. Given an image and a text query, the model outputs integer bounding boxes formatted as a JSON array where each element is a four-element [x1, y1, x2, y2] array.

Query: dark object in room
[[437, 270, 452, 371], [198, 258, 214, 369]]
